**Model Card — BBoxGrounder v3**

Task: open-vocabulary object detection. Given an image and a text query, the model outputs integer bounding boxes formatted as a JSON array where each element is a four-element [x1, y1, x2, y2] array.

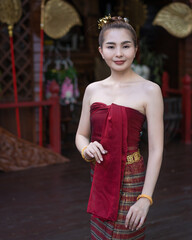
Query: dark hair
[[98, 16, 137, 48]]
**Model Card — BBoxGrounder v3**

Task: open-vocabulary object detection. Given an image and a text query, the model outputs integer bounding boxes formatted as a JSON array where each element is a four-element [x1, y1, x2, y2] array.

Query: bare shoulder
[[141, 79, 162, 97], [140, 80, 163, 114], [83, 80, 107, 104], [85, 80, 105, 93]]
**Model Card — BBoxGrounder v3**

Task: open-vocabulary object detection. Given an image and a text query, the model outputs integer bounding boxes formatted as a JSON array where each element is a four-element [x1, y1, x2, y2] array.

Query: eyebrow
[[105, 41, 132, 45]]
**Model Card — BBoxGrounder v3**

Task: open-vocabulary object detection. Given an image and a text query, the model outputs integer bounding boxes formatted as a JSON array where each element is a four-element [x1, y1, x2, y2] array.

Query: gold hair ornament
[[98, 14, 112, 29], [98, 15, 129, 29]]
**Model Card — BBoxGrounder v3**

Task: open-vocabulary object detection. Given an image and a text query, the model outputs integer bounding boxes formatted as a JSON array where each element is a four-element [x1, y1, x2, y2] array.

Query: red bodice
[[90, 102, 145, 153]]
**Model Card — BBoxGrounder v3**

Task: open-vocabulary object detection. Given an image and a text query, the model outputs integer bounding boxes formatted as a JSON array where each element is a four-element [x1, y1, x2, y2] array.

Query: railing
[[162, 72, 192, 144], [0, 81, 61, 153]]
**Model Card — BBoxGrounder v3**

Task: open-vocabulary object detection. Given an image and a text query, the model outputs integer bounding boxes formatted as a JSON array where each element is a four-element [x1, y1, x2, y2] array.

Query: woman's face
[[99, 28, 137, 73]]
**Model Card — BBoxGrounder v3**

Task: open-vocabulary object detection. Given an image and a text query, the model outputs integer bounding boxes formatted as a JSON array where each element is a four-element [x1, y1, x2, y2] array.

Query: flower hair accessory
[[123, 17, 129, 23], [98, 15, 130, 29]]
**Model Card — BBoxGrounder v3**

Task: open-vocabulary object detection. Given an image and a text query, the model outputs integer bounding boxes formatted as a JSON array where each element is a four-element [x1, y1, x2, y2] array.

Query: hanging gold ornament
[[153, 2, 192, 38], [44, 0, 82, 39], [0, 0, 22, 35]]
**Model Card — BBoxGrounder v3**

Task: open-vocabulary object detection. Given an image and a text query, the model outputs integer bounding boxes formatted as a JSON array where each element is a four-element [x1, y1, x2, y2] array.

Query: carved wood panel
[[0, 0, 33, 102]]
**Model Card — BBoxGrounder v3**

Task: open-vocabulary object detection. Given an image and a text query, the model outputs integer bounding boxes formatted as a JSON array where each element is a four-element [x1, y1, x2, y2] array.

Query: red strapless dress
[[88, 102, 146, 240]]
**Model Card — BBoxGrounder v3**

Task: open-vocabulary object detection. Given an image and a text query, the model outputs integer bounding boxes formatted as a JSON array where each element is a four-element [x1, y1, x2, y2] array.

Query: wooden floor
[[0, 137, 192, 240]]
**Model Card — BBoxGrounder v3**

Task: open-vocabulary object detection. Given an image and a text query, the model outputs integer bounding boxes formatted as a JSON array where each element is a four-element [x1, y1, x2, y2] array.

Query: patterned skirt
[[90, 158, 146, 240]]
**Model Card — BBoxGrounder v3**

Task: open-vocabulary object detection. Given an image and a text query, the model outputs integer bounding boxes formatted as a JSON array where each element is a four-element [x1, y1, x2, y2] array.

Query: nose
[[115, 47, 123, 58]]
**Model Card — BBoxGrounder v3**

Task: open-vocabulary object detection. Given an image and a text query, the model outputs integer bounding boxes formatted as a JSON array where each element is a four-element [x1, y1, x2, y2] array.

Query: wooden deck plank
[[0, 140, 191, 240]]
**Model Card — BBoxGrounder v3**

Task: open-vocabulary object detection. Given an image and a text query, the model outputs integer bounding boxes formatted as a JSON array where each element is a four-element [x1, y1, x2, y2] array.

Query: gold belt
[[91, 149, 141, 165], [126, 150, 141, 165]]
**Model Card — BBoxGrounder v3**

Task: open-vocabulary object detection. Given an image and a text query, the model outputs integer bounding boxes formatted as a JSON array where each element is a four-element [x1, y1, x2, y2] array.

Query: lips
[[114, 61, 125, 65]]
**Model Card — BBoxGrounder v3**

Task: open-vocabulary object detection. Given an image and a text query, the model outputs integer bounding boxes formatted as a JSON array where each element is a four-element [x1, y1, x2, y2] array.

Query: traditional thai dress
[[88, 102, 146, 240]]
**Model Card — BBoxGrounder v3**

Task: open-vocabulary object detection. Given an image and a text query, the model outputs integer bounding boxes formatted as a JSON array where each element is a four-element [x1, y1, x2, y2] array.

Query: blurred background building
[[0, 0, 192, 155]]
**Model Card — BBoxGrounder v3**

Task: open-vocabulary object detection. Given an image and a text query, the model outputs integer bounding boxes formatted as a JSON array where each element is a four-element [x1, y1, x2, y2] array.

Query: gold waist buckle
[[126, 150, 141, 165]]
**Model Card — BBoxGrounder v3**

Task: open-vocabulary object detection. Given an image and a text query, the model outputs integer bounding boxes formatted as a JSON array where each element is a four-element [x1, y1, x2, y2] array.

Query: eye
[[107, 45, 114, 49], [123, 45, 130, 48]]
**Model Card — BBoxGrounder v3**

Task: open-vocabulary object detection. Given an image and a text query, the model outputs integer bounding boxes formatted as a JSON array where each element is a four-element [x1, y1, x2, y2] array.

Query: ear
[[98, 46, 104, 59], [134, 46, 138, 58]]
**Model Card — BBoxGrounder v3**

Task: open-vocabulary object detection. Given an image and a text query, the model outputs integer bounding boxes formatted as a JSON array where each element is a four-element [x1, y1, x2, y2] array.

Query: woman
[[75, 15, 163, 240]]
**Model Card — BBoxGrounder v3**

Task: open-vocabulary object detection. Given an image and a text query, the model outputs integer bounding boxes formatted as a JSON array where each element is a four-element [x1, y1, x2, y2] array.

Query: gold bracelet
[[137, 194, 153, 205], [81, 146, 87, 159], [81, 146, 94, 162]]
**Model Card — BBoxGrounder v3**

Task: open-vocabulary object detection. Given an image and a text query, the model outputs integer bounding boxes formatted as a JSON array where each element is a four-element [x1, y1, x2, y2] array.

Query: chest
[[92, 85, 145, 105]]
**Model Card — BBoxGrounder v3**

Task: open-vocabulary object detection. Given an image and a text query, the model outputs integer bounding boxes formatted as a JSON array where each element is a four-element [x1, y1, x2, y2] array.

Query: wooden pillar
[[178, 36, 192, 85], [182, 75, 192, 144], [161, 71, 169, 97], [49, 81, 61, 153], [83, 0, 100, 54]]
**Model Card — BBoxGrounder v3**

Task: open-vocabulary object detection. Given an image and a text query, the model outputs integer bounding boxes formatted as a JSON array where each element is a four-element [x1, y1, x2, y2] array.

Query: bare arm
[[125, 83, 164, 230], [142, 84, 164, 197], [75, 85, 92, 152], [75, 84, 107, 163]]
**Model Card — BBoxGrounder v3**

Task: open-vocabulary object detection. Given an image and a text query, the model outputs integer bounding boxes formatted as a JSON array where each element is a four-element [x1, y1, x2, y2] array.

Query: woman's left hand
[[125, 198, 150, 231]]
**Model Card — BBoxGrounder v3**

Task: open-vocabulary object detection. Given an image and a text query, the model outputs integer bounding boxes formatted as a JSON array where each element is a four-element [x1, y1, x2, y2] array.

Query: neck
[[109, 68, 135, 84]]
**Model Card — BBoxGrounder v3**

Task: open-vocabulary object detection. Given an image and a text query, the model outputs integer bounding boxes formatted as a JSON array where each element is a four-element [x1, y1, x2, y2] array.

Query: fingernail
[[100, 158, 103, 161]]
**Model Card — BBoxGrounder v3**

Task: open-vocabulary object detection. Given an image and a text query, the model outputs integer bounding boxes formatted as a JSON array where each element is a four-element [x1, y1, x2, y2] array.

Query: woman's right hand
[[84, 141, 108, 163]]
